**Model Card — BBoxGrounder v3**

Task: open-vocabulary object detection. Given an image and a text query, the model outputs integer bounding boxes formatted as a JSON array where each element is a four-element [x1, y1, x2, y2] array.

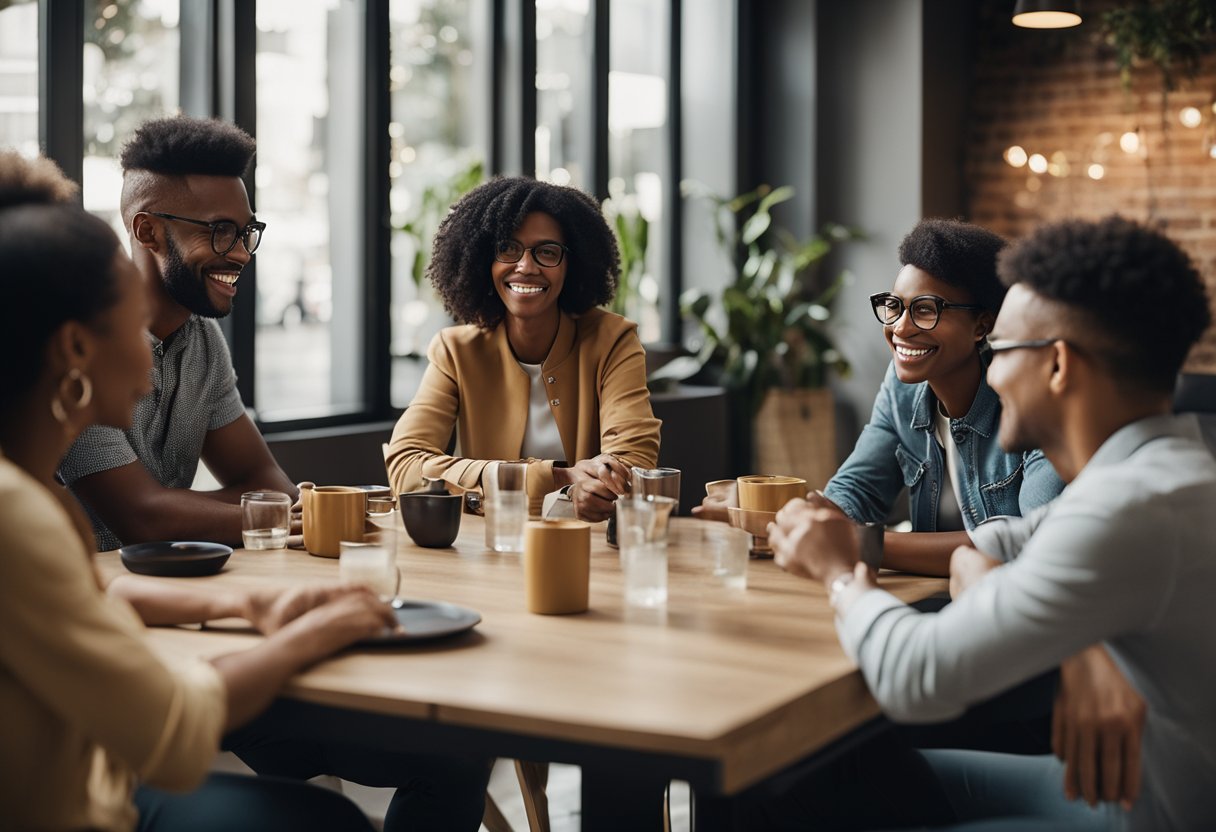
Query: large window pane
[[82, 0, 180, 237], [0, 0, 38, 156], [608, 0, 667, 342], [388, 0, 489, 407], [536, 0, 591, 187], [255, 0, 364, 420]]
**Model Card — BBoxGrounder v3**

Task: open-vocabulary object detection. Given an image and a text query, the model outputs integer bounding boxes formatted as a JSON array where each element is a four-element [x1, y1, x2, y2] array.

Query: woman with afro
[[386, 177, 660, 521]]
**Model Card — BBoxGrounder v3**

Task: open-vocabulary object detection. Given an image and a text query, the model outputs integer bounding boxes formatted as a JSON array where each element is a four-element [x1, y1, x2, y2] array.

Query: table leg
[[580, 766, 667, 832]]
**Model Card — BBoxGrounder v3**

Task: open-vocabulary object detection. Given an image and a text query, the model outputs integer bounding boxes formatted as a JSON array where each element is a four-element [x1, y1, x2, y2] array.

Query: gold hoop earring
[[50, 368, 93, 425]]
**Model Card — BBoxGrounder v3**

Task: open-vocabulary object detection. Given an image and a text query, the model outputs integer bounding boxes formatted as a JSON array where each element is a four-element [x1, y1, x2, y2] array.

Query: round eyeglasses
[[150, 212, 266, 256], [494, 239, 568, 268], [869, 292, 983, 332]]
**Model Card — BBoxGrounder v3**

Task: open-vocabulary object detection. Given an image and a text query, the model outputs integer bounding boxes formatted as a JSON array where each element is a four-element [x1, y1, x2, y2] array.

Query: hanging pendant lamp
[[1012, 0, 1082, 29]]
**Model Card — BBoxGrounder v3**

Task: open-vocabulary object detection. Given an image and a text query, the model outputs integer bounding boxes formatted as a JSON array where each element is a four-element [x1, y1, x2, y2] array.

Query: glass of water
[[616, 495, 676, 607], [241, 491, 291, 549], [484, 461, 528, 553], [339, 539, 401, 604]]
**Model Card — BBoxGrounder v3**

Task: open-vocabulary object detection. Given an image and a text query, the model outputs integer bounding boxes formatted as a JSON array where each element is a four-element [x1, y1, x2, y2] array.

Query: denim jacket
[[824, 362, 1063, 531]]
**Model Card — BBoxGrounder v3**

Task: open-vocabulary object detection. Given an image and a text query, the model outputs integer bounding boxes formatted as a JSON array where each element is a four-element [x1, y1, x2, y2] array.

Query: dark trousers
[[735, 664, 1058, 831], [136, 772, 375, 832], [223, 704, 493, 832]]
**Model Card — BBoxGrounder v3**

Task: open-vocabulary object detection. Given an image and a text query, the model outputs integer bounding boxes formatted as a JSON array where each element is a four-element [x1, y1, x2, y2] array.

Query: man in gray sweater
[[771, 215, 1215, 831]]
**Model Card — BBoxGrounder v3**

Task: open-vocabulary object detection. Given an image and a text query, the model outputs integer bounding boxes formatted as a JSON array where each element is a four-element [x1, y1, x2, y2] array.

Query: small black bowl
[[399, 491, 463, 548], [120, 541, 233, 577]]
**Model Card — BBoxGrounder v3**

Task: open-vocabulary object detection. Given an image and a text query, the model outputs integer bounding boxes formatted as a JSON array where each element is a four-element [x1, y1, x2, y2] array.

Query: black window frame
[[34, 0, 686, 435]]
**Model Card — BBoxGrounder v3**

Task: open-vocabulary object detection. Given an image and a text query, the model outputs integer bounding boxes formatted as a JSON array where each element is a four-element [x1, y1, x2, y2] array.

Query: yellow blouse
[[0, 453, 225, 831]]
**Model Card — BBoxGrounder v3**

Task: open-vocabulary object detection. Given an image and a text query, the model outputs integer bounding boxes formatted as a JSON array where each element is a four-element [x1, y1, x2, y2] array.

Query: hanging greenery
[[1100, 0, 1216, 92]]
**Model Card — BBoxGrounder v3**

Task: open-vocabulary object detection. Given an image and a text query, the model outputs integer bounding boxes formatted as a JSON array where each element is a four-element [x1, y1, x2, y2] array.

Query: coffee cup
[[524, 519, 591, 614], [302, 485, 366, 558], [736, 475, 808, 514], [399, 484, 463, 548], [854, 521, 884, 570]]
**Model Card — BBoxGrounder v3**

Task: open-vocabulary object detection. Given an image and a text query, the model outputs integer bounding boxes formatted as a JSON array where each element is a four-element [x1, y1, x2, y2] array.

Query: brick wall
[[964, 0, 1216, 371]]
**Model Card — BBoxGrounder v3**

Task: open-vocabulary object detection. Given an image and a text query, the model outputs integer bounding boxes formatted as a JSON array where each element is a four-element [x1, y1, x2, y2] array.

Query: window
[[535, 0, 591, 187], [28, 0, 690, 429], [388, 0, 490, 407], [254, 0, 366, 420], [82, 0, 179, 240], [0, 0, 39, 156], [607, 0, 668, 343]]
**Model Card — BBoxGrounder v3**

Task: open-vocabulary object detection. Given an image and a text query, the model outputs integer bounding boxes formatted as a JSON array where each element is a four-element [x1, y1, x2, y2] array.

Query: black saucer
[[119, 541, 233, 577]]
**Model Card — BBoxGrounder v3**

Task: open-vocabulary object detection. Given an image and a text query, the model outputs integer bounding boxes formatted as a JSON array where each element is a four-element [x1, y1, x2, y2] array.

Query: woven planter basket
[[753, 388, 837, 490]]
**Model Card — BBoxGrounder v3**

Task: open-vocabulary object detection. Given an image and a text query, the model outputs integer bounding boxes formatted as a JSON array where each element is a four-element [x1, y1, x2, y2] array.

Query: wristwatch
[[828, 570, 856, 610]]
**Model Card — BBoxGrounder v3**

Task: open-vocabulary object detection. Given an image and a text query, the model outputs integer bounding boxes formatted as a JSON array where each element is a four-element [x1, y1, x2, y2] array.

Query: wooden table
[[96, 517, 945, 830]]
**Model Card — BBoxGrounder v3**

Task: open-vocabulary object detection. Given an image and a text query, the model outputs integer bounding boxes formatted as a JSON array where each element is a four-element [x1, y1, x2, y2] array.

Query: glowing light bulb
[[1120, 131, 1140, 154], [1004, 145, 1028, 167], [1088, 164, 1105, 180], [1028, 153, 1048, 174], [1181, 107, 1203, 128]]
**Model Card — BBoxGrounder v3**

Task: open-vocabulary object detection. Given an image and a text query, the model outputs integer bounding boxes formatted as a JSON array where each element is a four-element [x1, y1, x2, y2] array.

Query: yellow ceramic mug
[[736, 475, 808, 514], [303, 485, 366, 558], [524, 519, 591, 614]]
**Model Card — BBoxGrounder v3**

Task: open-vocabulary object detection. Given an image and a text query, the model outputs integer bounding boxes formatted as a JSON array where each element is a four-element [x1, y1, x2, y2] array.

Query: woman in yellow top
[[0, 152, 395, 831], [386, 177, 661, 521]]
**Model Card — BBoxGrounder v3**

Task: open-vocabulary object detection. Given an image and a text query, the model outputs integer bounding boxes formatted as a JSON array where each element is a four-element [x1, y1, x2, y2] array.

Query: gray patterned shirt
[[58, 316, 246, 551]]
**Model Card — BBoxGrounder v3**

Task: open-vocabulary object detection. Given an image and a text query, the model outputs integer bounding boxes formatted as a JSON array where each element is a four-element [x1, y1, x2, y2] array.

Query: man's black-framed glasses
[[869, 292, 984, 331], [987, 337, 1060, 354], [494, 239, 568, 268], [150, 212, 266, 256]]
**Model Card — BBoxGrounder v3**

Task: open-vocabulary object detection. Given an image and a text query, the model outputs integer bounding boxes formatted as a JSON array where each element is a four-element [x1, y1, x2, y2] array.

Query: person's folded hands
[[948, 545, 1003, 599], [769, 499, 858, 582], [565, 453, 630, 522]]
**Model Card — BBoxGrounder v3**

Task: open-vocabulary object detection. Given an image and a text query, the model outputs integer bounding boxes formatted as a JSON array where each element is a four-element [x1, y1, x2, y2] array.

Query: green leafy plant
[[1100, 0, 1216, 92], [398, 158, 485, 288], [602, 194, 650, 319], [663, 182, 860, 414]]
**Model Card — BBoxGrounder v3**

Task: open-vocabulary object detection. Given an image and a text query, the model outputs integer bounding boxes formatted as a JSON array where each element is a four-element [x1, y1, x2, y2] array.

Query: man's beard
[[163, 234, 230, 319]]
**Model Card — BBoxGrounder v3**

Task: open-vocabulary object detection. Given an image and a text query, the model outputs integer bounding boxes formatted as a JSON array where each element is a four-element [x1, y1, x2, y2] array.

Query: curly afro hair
[[0, 151, 79, 208], [999, 215, 1211, 393], [427, 177, 619, 328], [119, 115, 255, 177], [898, 218, 1008, 313]]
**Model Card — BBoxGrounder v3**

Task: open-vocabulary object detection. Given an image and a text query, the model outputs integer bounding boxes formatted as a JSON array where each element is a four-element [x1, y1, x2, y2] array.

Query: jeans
[[916, 751, 1126, 831], [224, 704, 492, 832], [135, 772, 375, 832]]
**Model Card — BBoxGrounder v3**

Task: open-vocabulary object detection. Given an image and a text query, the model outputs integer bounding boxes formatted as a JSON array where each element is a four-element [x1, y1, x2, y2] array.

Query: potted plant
[[664, 182, 860, 486]]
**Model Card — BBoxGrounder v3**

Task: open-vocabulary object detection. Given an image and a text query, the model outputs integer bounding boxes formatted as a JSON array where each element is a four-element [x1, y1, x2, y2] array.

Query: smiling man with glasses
[[58, 115, 295, 554]]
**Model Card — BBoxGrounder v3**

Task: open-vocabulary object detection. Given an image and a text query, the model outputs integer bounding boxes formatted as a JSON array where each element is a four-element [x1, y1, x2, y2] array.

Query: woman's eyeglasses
[[869, 292, 983, 331], [494, 240, 567, 268], [150, 212, 265, 256]]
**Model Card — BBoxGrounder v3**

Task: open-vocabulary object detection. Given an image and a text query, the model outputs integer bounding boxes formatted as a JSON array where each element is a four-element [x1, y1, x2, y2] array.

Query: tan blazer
[[386, 308, 661, 511]]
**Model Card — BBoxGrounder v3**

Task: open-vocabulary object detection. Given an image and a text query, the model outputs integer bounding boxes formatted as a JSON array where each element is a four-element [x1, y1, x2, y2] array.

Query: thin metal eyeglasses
[[986, 337, 1060, 354], [150, 212, 266, 256], [494, 239, 568, 268], [870, 292, 984, 331]]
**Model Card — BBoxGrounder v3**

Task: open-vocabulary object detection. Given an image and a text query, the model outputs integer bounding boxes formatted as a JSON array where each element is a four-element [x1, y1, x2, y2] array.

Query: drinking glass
[[241, 491, 291, 549], [339, 539, 401, 604], [616, 495, 676, 607], [630, 467, 681, 514], [484, 461, 527, 552], [706, 522, 748, 590]]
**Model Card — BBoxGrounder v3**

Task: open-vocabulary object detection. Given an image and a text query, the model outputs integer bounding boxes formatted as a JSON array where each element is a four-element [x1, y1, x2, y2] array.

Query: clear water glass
[[339, 539, 400, 602], [241, 491, 291, 549], [484, 461, 527, 552], [617, 495, 676, 607]]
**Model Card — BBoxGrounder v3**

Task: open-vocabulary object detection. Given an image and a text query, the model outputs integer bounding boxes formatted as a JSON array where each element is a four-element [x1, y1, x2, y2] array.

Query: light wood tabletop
[[95, 516, 945, 796]]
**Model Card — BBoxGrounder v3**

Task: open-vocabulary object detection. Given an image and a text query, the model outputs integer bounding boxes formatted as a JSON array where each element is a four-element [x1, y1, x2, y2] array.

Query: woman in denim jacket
[[820, 219, 1063, 575]]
